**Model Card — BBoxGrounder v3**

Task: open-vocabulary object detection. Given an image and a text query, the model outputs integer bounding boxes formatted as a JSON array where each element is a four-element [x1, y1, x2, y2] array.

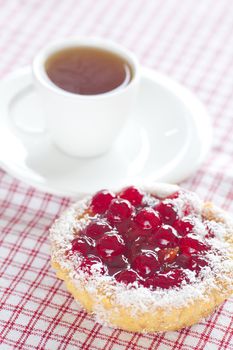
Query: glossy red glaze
[[145, 269, 184, 289], [134, 207, 161, 234], [72, 237, 90, 255], [119, 186, 144, 206], [155, 202, 178, 225], [71, 187, 212, 290], [173, 219, 194, 236], [115, 269, 139, 284], [85, 220, 112, 238], [106, 198, 132, 225], [132, 252, 160, 277], [153, 225, 179, 248], [180, 236, 210, 254], [90, 190, 115, 214], [79, 256, 107, 275], [96, 233, 126, 260]]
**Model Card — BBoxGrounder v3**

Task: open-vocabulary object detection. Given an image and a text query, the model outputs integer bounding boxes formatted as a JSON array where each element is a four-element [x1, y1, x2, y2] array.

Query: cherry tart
[[50, 184, 233, 333]]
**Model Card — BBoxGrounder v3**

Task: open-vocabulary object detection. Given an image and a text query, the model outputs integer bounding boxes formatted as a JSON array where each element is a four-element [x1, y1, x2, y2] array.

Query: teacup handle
[[8, 81, 47, 138]]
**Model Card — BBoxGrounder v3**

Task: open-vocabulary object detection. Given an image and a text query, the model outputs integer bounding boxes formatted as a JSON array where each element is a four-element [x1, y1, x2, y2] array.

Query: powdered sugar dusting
[[50, 185, 233, 317], [142, 183, 179, 198]]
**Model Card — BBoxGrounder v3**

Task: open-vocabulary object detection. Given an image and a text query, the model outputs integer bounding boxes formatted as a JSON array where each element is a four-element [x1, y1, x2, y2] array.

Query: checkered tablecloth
[[0, 0, 233, 349]]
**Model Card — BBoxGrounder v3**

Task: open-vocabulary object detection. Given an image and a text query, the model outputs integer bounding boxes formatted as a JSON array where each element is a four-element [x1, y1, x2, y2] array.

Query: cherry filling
[[90, 189, 115, 214], [134, 208, 161, 233], [119, 186, 143, 206], [71, 187, 212, 290], [84, 220, 112, 238], [96, 233, 126, 261], [155, 202, 178, 225]]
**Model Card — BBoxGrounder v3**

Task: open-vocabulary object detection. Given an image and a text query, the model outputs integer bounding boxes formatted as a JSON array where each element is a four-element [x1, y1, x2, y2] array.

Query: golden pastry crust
[[51, 262, 232, 332], [50, 186, 233, 333]]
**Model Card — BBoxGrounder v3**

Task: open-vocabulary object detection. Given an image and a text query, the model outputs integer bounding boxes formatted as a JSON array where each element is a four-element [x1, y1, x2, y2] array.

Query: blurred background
[[1, 0, 232, 206]]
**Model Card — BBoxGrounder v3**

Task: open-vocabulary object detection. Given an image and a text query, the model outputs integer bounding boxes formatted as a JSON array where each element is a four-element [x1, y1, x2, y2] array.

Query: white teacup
[[32, 38, 140, 158]]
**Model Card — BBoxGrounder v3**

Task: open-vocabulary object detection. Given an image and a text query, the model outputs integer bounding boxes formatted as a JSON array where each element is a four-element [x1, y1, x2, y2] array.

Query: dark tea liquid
[[45, 47, 133, 95]]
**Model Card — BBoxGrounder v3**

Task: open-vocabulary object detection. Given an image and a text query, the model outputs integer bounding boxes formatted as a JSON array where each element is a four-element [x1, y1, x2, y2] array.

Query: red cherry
[[85, 220, 112, 239], [90, 190, 115, 214], [71, 187, 211, 287], [155, 202, 178, 225], [176, 253, 208, 272], [96, 233, 126, 261], [132, 252, 160, 278], [180, 236, 210, 254], [72, 237, 90, 255], [80, 255, 107, 275], [134, 208, 161, 234], [145, 269, 184, 289], [119, 186, 144, 206], [158, 247, 179, 264], [115, 269, 139, 284], [173, 219, 194, 236], [154, 225, 179, 248], [106, 199, 132, 225]]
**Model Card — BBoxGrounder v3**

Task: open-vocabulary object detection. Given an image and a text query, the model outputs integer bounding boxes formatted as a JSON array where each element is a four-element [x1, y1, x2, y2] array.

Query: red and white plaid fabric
[[0, 0, 233, 349]]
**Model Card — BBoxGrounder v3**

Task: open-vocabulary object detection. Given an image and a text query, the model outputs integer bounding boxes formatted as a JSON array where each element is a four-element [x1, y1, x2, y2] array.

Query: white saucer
[[0, 67, 211, 197]]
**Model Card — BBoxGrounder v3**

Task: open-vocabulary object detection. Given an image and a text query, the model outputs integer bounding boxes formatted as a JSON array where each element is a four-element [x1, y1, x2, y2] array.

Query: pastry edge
[[51, 259, 232, 333], [50, 186, 233, 333]]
